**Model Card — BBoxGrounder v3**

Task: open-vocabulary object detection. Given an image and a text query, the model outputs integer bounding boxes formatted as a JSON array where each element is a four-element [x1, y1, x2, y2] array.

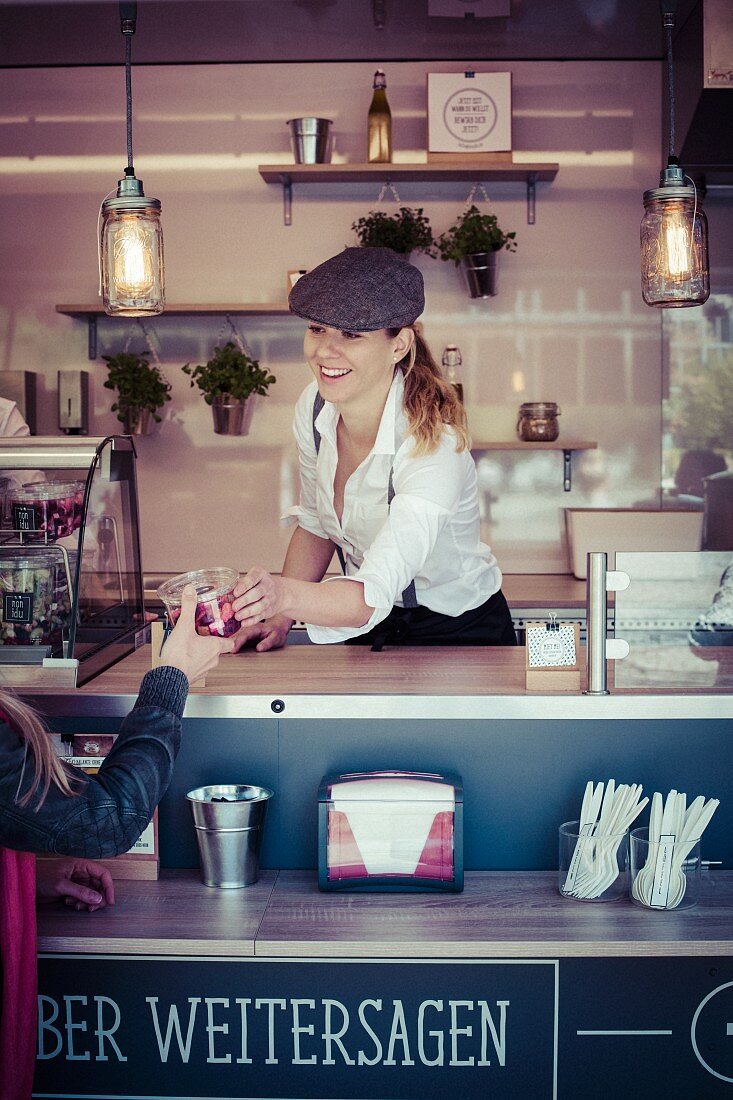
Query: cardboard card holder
[[524, 618, 581, 692]]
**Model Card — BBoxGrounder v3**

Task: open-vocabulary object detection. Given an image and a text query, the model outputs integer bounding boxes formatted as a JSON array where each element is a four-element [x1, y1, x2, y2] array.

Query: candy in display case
[[0, 436, 145, 687]]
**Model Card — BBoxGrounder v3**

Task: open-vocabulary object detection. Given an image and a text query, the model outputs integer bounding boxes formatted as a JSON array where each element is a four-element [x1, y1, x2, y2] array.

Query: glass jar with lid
[[9, 480, 85, 541], [0, 551, 61, 645], [641, 174, 709, 307], [517, 402, 561, 442]]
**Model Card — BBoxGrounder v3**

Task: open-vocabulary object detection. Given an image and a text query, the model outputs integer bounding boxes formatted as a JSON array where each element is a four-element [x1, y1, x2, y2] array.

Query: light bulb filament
[[112, 219, 154, 297], [663, 215, 691, 279]]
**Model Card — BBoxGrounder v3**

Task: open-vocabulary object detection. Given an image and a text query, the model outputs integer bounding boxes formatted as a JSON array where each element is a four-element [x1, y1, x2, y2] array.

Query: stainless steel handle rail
[[585, 551, 610, 695], [585, 551, 631, 696]]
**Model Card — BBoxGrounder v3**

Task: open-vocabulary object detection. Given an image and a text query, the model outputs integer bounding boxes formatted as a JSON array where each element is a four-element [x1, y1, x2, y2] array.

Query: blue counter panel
[[47, 716, 731, 871], [277, 719, 732, 871]]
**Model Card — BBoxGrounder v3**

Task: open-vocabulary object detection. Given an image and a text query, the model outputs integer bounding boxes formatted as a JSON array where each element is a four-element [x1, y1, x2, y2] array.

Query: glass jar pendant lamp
[[100, 2, 164, 316], [640, 2, 709, 308]]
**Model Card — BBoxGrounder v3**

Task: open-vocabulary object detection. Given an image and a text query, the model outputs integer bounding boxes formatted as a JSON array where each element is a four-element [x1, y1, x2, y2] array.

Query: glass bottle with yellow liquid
[[368, 70, 392, 163]]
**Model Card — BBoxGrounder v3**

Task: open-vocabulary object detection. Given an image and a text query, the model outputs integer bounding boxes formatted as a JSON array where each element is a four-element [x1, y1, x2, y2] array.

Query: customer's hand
[[36, 858, 115, 912], [231, 614, 293, 653], [161, 584, 236, 682]]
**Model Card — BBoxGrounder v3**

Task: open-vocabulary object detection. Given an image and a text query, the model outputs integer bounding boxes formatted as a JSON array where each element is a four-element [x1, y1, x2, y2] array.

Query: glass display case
[[0, 436, 145, 687]]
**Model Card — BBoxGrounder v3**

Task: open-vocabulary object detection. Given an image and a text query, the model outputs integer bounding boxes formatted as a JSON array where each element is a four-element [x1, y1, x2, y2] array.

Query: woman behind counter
[[233, 247, 516, 651]]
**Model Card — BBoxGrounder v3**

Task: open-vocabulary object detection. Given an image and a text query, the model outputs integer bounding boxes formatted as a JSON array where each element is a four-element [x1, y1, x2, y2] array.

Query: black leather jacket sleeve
[[0, 666, 188, 858]]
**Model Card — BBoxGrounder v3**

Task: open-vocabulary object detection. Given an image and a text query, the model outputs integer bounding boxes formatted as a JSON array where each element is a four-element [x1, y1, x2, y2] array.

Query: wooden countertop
[[501, 573, 586, 608], [75, 643, 559, 697], [37, 869, 733, 959], [37, 870, 277, 957]]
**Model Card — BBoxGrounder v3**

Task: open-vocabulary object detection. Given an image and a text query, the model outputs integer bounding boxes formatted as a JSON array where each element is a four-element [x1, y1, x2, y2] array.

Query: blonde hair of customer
[[0, 689, 80, 808], [388, 327, 470, 455]]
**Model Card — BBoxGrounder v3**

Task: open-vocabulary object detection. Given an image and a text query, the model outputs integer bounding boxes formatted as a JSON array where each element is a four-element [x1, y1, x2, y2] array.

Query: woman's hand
[[232, 568, 287, 629], [36, 858, 115, 912], [230, 615, 293, 653], [161, 584, 237, 681]]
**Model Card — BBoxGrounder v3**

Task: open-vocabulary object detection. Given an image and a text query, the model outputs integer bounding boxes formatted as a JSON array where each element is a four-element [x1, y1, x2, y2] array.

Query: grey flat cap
[[288, 247, 424, 331]]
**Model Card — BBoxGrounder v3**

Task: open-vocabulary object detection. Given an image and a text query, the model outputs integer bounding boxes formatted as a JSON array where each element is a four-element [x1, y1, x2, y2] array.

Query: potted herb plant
[[102, 351, 171, 435], [182, 342, 276, 435], [436, 204, 517, 299], [351, 206, 435, 258]]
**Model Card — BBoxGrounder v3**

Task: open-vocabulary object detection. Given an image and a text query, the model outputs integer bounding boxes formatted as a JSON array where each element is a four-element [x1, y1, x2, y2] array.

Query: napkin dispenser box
[[318, 770, 463, 892]]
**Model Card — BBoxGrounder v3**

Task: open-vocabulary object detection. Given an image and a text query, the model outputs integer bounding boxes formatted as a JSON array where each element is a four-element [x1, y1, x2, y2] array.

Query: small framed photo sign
[[525, 618, 581, 692], [427, 71, 512, 154]]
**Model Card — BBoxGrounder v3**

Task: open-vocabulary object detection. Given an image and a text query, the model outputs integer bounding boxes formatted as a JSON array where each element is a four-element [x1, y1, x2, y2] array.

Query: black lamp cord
[[661, 1, 678, 164], [664, 18, 675, 161], [120, 2, 137, 177]]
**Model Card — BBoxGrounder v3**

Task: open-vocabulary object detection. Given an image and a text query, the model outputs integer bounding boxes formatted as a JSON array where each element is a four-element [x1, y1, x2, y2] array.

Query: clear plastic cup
[[558, 820, 629, 902], [630, 827, 701, 910], [10, 480, 84, 541], [157, 567, 240, 638]]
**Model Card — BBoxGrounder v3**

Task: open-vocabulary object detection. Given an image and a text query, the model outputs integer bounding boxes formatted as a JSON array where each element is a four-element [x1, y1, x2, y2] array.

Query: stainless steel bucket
[[287, 117, 332, 164], [459, 252, 498, 299], [211, 395, 255, 436], [187, 784, 273, 888]]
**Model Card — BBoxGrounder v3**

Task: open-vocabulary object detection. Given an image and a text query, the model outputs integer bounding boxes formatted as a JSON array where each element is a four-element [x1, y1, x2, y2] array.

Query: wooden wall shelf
[[471, 440, 597, 492], [55, 303, 291, 359], [258, 161, 559, 226]]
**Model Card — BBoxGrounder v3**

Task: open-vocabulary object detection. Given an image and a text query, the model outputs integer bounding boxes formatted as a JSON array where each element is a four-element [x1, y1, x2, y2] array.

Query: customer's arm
[[0, 585, 234, 858]]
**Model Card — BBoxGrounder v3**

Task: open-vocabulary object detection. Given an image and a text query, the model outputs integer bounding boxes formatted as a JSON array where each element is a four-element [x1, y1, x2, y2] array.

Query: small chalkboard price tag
[[12, 503, 37, 532], [525, 615, 581, 691], [3, 592, 33, 624]]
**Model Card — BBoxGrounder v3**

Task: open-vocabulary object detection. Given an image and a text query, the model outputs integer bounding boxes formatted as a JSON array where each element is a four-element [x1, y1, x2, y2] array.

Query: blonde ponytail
[[0, 689, 81, 808], [390, 329, 470, 455]]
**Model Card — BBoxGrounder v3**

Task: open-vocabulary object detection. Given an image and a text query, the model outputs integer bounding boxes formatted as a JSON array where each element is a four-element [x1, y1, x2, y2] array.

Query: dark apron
[[345, 588, 518, 651], [312, 393, 517, 652]]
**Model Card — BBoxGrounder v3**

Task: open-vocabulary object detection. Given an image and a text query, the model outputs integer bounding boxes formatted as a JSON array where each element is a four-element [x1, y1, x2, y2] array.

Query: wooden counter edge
[[252, 939, 733, 959], [37, 935, 257, 956]]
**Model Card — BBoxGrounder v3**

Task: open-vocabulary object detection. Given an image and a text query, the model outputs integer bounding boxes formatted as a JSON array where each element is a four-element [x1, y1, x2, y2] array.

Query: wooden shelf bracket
[[87, 314, 97, 360], [283, 174, 293, 226]]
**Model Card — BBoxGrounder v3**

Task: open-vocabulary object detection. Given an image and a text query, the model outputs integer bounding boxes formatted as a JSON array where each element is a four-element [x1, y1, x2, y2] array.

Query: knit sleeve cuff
[[134, 666, 189, 719]]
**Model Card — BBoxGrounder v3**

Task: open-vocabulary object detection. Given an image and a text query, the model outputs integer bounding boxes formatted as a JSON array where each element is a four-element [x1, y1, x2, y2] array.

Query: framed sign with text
[[427, 71, 512, 154], [525, 618, 581, 691]]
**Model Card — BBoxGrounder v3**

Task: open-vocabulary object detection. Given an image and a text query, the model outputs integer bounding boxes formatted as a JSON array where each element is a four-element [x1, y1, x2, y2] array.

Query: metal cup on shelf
[[287, 117, 332, 164]]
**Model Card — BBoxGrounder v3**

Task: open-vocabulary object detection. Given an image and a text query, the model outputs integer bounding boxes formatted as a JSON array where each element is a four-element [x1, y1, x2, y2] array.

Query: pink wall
[[0, 59, 665, 575]]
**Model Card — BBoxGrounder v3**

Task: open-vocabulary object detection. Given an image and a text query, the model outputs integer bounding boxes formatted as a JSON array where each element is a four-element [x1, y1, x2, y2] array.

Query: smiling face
[[304, 323, 413, 414]]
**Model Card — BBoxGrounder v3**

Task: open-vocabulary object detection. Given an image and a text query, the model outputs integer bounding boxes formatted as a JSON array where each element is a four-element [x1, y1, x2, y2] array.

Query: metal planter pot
[[459, 252, 499, 299], [121, 407, 151, 435], [211, 394, 255, 436]]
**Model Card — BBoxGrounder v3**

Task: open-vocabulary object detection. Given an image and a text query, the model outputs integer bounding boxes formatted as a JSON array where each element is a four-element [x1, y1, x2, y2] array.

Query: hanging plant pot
[[122, 407, 152, 435], [211, 393, 256, 436], [459, 252, 499, 299]]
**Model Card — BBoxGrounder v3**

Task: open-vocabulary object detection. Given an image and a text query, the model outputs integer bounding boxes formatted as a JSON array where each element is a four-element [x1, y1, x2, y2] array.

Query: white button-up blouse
[[284, 372, 502, 643]]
